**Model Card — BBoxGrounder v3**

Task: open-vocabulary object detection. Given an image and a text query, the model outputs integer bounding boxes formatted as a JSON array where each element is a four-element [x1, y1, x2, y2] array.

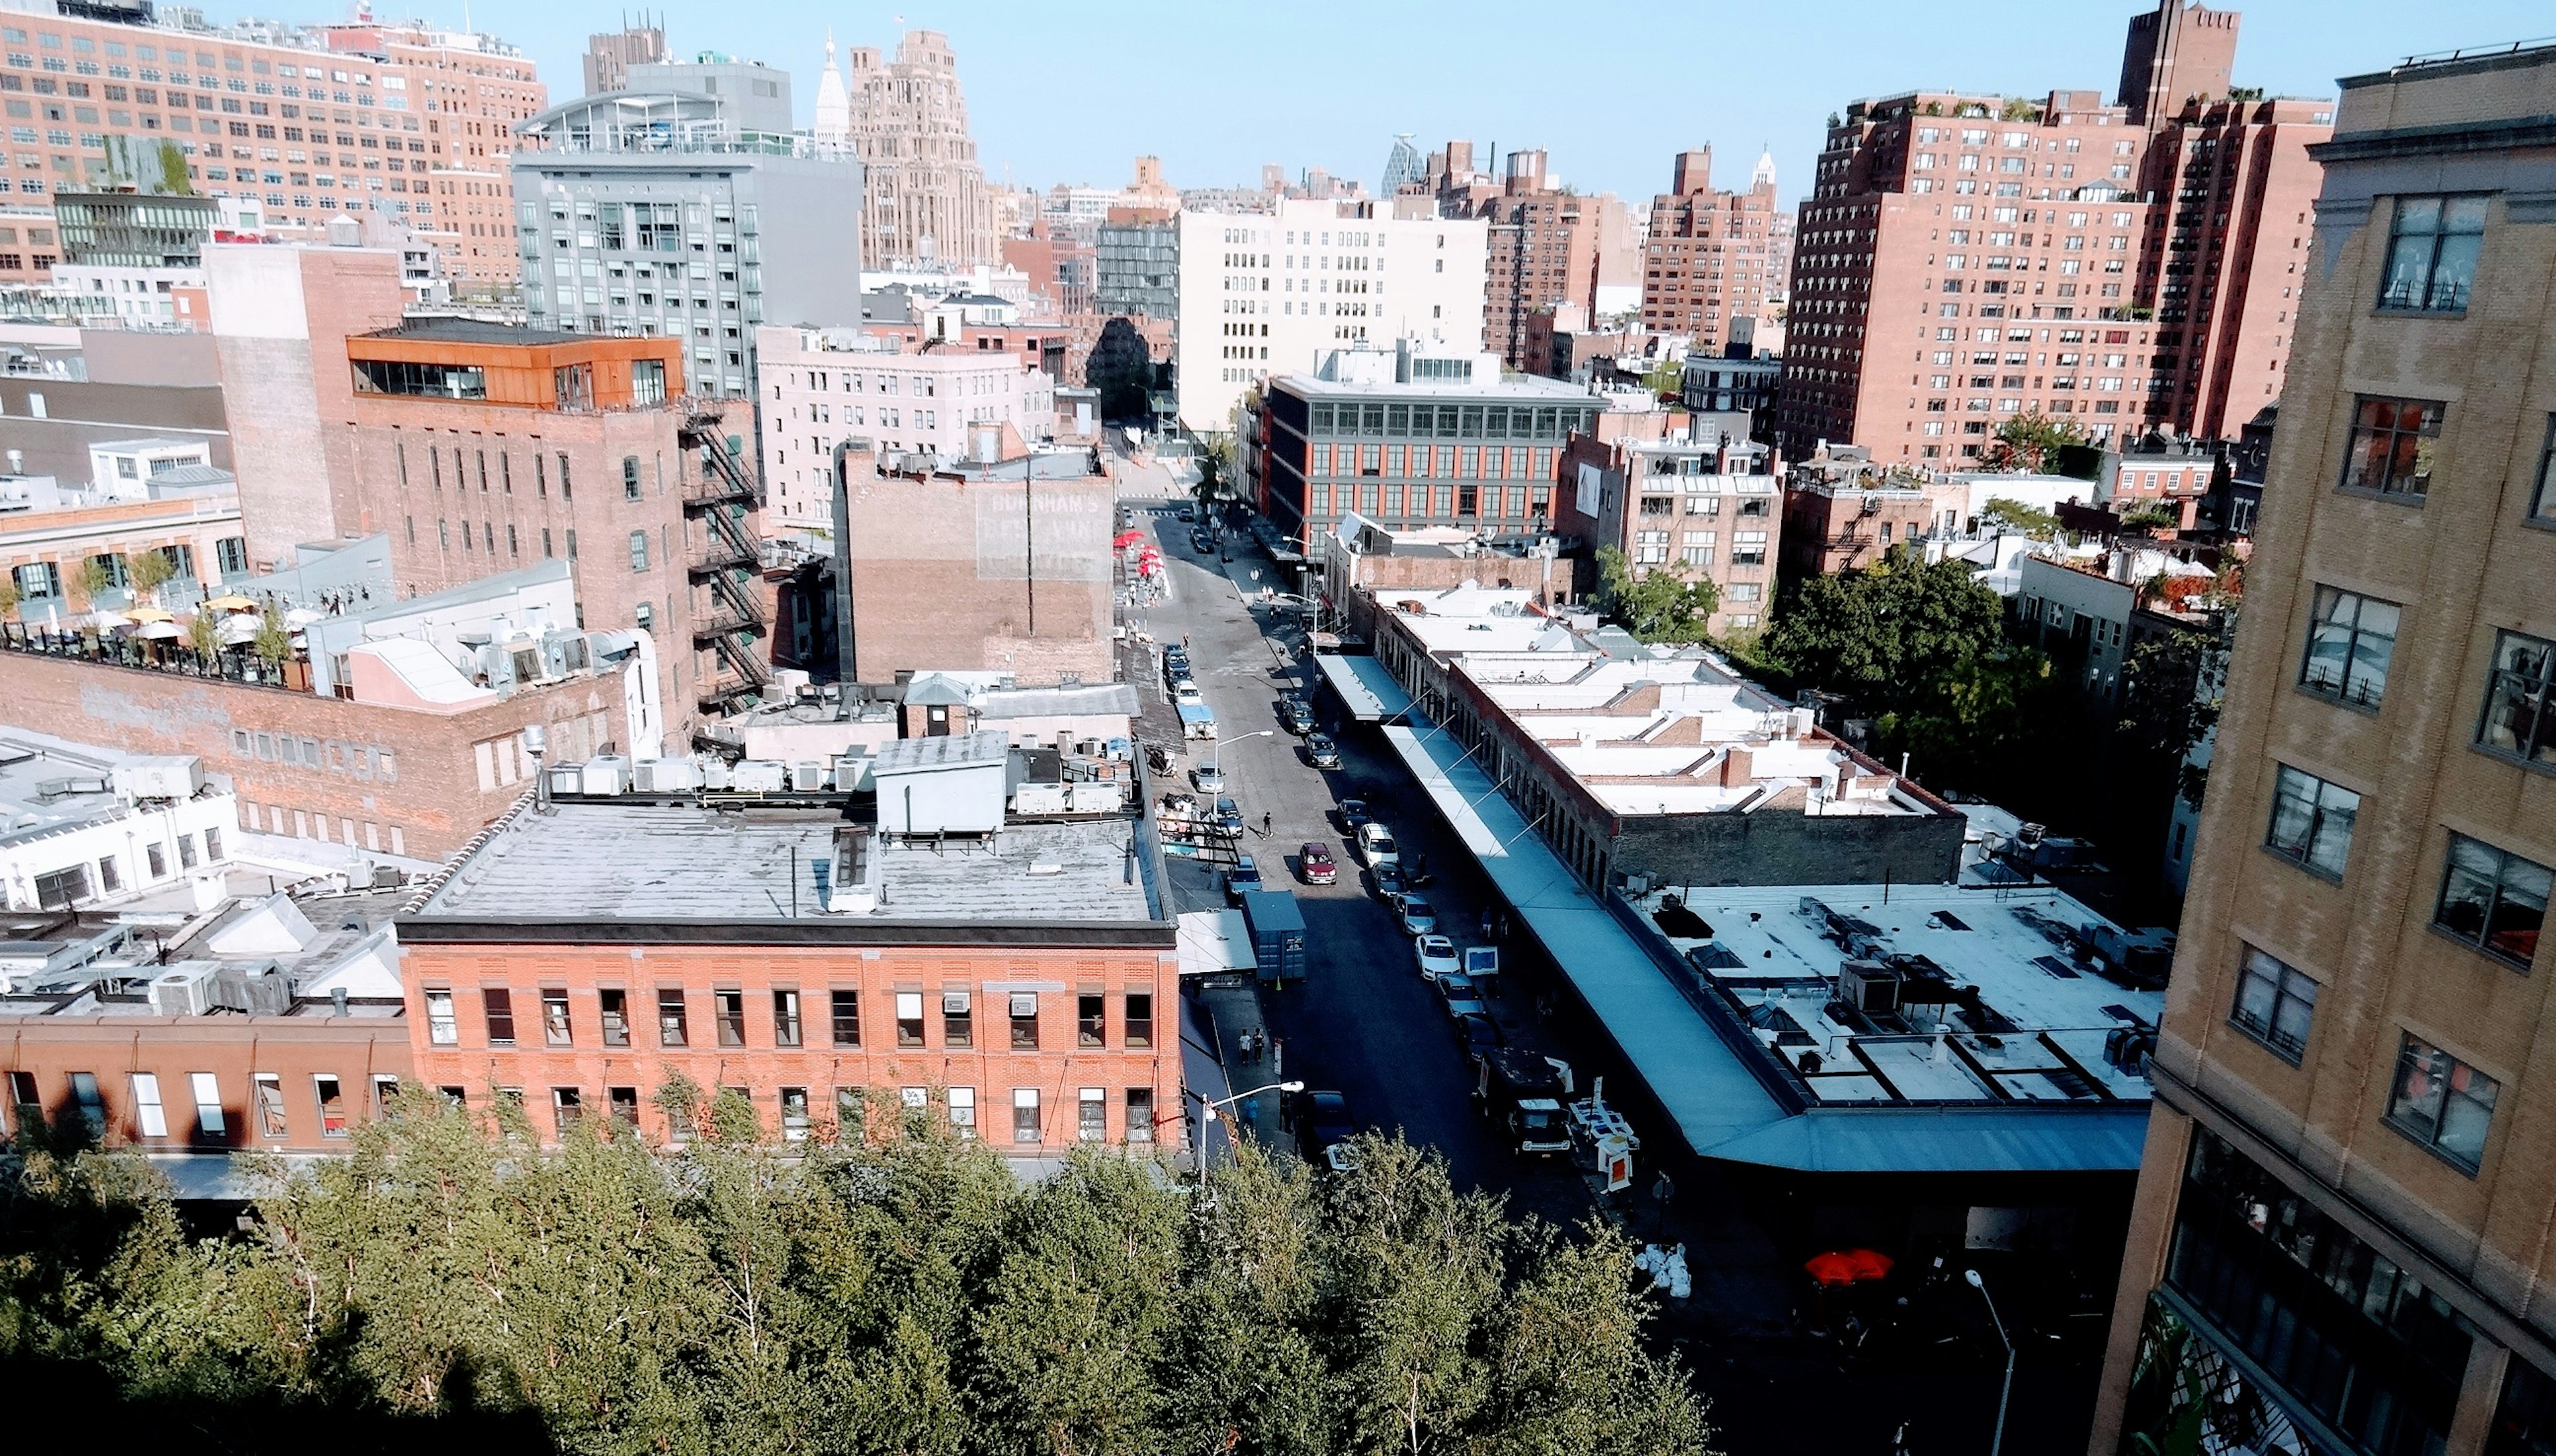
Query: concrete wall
[[7, 651, 629, 860], [1611, 808, 1967, 890], [0, 377, 231, 482], [79, 327, 221, 387]]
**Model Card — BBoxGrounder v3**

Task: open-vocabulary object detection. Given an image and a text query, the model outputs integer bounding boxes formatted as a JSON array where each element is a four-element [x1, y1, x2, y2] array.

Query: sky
[[258, 1, 2552, 207]]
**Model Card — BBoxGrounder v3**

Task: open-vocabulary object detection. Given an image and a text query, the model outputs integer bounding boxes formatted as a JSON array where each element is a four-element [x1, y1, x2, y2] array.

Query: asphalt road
[[1125, 500, 2108, 1456]]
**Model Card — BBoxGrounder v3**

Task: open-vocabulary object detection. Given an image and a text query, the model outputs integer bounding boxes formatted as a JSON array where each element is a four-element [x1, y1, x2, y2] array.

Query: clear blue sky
[[267, 1, 2549, 206]]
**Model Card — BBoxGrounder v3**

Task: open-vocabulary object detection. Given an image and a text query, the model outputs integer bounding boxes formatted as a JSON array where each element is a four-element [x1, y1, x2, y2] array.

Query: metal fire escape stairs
[[682, 405, 771, 713]]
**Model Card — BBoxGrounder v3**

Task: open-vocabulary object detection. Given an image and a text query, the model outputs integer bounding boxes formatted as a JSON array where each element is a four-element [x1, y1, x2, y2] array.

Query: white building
[[1173, 196, 1488, 432], [754, 325, 1058, 536], [0, 731, 240, 912]]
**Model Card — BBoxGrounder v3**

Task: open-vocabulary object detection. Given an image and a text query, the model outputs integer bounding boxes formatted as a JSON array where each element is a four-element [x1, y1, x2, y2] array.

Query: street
[[1126, 496, 2109, 1456]]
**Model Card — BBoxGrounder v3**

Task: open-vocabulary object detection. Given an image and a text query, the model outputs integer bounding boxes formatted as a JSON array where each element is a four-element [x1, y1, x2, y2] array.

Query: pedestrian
[[1480, 909, 1496, 940], [1261, 811, 1273, 838], [1652, 1169, 1675, 1233]]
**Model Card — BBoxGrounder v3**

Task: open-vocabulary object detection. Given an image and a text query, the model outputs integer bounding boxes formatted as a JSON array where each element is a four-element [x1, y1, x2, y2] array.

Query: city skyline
[[232, 0, 2551, 205]]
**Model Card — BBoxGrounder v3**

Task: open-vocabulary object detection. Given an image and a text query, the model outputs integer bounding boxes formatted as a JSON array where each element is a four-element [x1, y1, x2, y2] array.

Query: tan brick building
[[1639, 147, 1786, 357], [2089, 42, 2556, 1456]]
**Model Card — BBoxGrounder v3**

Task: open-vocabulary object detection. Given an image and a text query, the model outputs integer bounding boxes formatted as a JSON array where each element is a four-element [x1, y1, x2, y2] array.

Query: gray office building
[[1094, 218, 1177, 318], [512, 73, 863, 399]]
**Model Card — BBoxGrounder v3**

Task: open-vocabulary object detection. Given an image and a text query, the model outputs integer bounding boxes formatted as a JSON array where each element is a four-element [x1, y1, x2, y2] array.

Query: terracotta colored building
[[1554, 421, 1783, 636], [1777, 2, 2328, 462], [1639, 147, 1787, 357], [1434, 146, 1636, 370], [395, 747, 1181, 1153]]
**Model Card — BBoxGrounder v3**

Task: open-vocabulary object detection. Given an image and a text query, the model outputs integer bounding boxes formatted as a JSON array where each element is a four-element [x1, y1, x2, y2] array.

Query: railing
[[1, 621, 308, 692]]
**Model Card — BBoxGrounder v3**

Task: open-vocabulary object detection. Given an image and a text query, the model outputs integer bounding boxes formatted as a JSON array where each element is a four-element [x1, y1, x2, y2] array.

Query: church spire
[[814, 29, 851, 145]]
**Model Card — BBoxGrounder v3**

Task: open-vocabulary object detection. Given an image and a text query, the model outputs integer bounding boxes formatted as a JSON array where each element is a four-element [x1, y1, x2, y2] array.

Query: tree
[[69, 556, 118, 612], [184, 610, 220, 660], [1982, 410, 2086, 474], [1639, 355, 1683, 399], [2120, 502, 2181, 534], [120, 549, 174, 606], [1977, 495, 2063, 542], [1761, 544, 2006, 717], [1595, 546, 1721, 645], [1084, 317, 1157, 421], [250, 604, 292, 668], [0, 575, 19, 622]]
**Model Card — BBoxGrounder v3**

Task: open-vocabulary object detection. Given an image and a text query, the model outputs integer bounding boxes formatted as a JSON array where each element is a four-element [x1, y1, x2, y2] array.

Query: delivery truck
[[1237, 888, 1308, 987], [1472, 1049, 1574, 1156]]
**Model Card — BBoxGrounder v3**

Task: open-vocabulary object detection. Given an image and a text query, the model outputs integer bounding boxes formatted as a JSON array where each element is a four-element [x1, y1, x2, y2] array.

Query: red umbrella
[[1845, 1248, 1894, 1282], [1113, 530, 1146, 549], [1804, 1250, 1862, 1286]]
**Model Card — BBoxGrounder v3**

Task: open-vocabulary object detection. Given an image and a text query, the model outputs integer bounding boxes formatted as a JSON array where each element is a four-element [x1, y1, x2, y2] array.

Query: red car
[[1299, 841, 1337, 886]]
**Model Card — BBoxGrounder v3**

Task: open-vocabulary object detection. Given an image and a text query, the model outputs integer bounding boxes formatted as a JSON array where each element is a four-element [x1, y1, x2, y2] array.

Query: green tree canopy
[[0, 1093, 1719, 1456], [1977, 496, 2063, 542], [1596, 546, 1721, 645], [1760, 544, 2005, 714], [1982, 410, 2086, 474]]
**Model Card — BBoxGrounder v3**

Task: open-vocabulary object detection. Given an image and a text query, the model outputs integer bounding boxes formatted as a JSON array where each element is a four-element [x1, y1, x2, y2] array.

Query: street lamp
[[1203, 728, 1273, 777], [1965, 1267, 2016, 1456], [1197, 1080, 1303, 1175]]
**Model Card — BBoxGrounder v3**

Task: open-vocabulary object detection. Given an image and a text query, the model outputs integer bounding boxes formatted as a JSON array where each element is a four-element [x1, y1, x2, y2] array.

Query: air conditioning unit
[[730, 760, 787, 793], [580, 755, 630, 795], [789, 761, 825, 792], [112, 758, 203, 801], [1838, 960, 1902, 1013], [150, 963, 222, 1017]]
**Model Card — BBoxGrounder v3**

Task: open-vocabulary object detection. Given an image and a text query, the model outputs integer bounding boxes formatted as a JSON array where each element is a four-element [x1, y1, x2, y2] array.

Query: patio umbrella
[[284, 607, 325, 628], [1844, 1248, 1895, 1282], [126, 605, 176, 624], [1803, 1250, 1864, 1286], [218, 615, 261, 645], [136, 620, 183, 639], [202, 593, 257, 612], [89, 609, 132, 631]]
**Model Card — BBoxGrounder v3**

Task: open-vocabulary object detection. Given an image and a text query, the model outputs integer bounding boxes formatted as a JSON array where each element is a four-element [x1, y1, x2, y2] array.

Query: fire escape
[[682, 404, 771, 713]]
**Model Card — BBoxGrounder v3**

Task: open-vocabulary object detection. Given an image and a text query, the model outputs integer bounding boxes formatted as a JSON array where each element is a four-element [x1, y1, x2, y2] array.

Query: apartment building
[[817, 30, 995, 270], [395, 737, 1181, 1153], [1553, 423, 1783, 636], [1778, 2, 2328, 463], [1432, 146, 1637, 371], [1172, 196, 1488, 431], [2089, 43, 2556, 1456], [1639, 147, 1787, 357], [513, 75, 865, 400], [755, 325, 1057, 536], [0, 6, 540, 287], [1247, 346, 1600, 564]]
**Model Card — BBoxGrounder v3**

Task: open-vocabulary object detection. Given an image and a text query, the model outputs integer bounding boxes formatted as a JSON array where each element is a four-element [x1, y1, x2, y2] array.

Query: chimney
[[1721, 746, 1756, 787]]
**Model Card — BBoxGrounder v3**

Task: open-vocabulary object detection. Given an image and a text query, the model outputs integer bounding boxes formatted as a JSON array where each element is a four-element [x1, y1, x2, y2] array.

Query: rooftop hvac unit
[[1066, 782, 1124, 813], [546, 764, 586, 798], [731, 760, 787, 793], [1012, 783, 1070, 816], [700, 759, 736, 791], [150, 963, 222, 1017], [111, 758, 204, 801], [830, 752, 873, 792], [580, 755, 630, 795], [789, 761, 825, 792], [2104, 1026, 2157, 1075], [632, 758, 700, 793], [224, 964, 292, 1017], [1838, 959, 1902, 1014]]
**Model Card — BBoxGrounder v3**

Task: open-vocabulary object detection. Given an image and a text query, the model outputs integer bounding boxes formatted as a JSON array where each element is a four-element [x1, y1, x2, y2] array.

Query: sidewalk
[[1195, 976, 1289, 1157]]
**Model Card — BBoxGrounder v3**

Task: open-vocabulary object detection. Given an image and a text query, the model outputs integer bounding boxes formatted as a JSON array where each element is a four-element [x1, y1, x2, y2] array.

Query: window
[[66, 1072, 104, 1133], [714, 990, 746, 1047], [895, 992, 924, 1047], [7, 1071, 38, 1137], [2378, 194, 2486, 312], [130, 1072, 166, 1137], [2264, 765, 2359, 880], [598, 989, 630, 1046], [622, 455, 642, 500], [628, 530, 649, 571], [425, 988, 456, 1044], [779, 1087, 810, 1141], [947, 1086, 976, 1138], [2385, 1033, 2499, 1173], [610, 1087, 640, 1130], [541, 987, 572, 1045], [253, 1073, 286, 1137], [1125, 993, 1154, 1048], [2434, 834, 2549, 970], [656, 988, 688, 1047], [2300, 586, 2399, 707], [1010, 992, 1040, 1049], [314, 1075, 347, 1138], [1126, 1088, 1155, 1145], [2230, 948, 2317, 1061], [2339, 397, 2443, 498], [1011, 1088, 1040, 1145], [2479, 630, 2556, 769], [772, 990, 801, 1047], [190, 1072, 223, 1139], [942, 991, 972, 1047], [1077, 994, 1105, 1049], [829, 990, 860, 1047], [1078, 1087, 1106, 1142], [483, 988, 515, 1046], [835, 1087, 866, 1141]]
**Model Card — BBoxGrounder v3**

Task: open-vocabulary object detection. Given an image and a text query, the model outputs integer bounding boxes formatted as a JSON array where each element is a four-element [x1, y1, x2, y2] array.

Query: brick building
[[2089, 44, 2556, 1456], [1434, 146, 1637, 371], [395, 746, 1181, 1153], [1554, 422, 1783, 636], [1777, 1, 2328, 463], [1639, 147, 1787, 357], [0, 7, 542, 288]]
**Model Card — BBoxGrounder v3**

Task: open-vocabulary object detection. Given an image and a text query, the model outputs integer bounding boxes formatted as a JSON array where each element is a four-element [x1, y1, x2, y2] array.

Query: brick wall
[[7, 651, 630, 861], [843, 466, 1114, 685], [0, 1012, 414, 1152]]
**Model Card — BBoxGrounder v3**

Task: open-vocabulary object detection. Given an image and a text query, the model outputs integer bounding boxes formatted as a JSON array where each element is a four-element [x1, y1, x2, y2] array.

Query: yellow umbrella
[[202, 594, 257, 612], [126, 605, 176, 623]]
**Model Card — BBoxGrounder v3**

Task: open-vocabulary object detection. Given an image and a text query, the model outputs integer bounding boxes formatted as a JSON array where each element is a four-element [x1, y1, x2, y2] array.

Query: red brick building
[[1639, 147, 1785, 357], [1434, 147, 1635, 371], [395, 753, 1181, 1153], [1777, 1, 2327, 462]]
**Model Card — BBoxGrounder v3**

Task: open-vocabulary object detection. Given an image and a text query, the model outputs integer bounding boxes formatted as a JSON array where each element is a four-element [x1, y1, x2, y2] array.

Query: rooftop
[[0, 731, 209, 853], [402, 801, 1162, 936], [361, 317, 585, 347], [1276, 371, 1599, 401]]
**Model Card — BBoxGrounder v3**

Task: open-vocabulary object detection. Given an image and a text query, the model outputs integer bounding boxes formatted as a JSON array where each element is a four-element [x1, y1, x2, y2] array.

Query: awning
[[1313, 653, 1413, 724]]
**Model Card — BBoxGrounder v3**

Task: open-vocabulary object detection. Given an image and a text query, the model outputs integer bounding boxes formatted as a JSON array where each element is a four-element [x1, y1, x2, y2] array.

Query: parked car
[[1280, 698, 1315, 735], [1162, 649, 1189, 677], [1436, 972, 1488, 1023], [1225, 853, 1262, 900], [1307, 733, 1342, 771], [1453, 1011, 1506, 1053], [1371, 862, 1406, 905], [1215, 797, 1245, 838], [1175, 681, 1204, 707], [1336, 799, 1371, 833], [1192, 763, 1225, 794], [1176, 505, 1195, 522], [1414, 934, 1460, 981], [1357, 822, 1398, 866], [1293, 1089, 1355, 1165], [1299, 841, 1337, 886], [1398, 894, 1438, 936]]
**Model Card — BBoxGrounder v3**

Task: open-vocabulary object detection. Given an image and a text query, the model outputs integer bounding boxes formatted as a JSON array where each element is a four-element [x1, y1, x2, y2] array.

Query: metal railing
[[1, 621, 305, 691]]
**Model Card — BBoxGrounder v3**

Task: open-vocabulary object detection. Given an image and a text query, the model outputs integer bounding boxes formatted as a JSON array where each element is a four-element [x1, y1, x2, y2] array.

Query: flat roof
[[401, 801, 1161, 935], [1312, 653, 1413, 723], [0, 731, 193, 851], [363, 316, 586, 346], [1276, 373, 1599, 401], [875, 729, 1010, 773]]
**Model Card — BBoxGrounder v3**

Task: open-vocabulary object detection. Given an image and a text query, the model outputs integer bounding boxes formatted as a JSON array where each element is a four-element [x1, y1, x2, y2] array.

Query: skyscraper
[[839, 31, 996, 268], [1383, 134, 1426, 195], [2089, 39, 2556, 1456], [582, 21, 667, 96], [1434, 146, 1635, 370], [1776, 1, 2326, 462]]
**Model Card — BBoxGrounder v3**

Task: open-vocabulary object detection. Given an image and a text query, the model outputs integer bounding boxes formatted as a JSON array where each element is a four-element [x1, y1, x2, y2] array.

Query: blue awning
[[1314, 653, 1414, 723]]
